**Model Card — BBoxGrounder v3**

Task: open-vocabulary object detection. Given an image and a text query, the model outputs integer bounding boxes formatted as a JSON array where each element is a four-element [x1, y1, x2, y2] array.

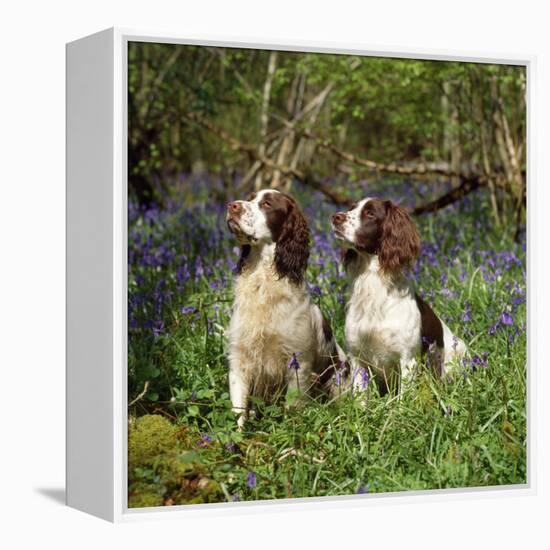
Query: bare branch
[[183, 111, 352, 205], [182, 111, 507, 215], [129, 381, 150, 408], [411, 177, 485, 215], [278, 121, 483, 181]]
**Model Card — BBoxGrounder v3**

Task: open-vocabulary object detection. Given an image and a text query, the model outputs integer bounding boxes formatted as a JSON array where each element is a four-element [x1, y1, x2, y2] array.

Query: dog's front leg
[[399, 356, 417, 396], [229, 365, 249, 431]]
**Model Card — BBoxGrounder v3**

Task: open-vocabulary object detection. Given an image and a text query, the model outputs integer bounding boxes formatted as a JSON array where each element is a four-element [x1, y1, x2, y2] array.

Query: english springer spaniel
[[226, 189, 345, 429], [331, 197, 467, 395]]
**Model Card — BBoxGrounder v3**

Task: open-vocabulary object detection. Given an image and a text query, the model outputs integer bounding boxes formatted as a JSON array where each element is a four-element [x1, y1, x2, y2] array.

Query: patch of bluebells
[[128, 180, 238, 338], [128, 174, 526, 393]]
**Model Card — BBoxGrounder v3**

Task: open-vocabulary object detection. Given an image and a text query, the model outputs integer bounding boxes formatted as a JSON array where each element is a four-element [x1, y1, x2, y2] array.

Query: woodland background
[[126, 42, 526, 507], [128, 43, 526, 234]]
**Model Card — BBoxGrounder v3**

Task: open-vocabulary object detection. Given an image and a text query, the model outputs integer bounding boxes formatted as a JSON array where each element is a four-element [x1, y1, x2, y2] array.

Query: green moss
[[128, 414, 223, 507], [128, 485, 164, 509], [129, 414, 179, 468]]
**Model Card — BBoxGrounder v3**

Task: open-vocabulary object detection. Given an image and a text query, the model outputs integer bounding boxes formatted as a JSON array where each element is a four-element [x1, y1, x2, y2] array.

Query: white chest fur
[[345, 256, 421, 368], [228, 247, 313, 395]]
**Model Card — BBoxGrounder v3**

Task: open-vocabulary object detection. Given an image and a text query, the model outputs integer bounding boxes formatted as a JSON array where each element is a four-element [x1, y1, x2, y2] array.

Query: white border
[[114, 27, 126, 523], [113, 27, 534, 522]]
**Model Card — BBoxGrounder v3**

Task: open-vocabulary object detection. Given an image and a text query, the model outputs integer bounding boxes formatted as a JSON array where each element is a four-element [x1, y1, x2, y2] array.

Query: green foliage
[[128, 179, 526, 506], [127, 42, 526, 203]]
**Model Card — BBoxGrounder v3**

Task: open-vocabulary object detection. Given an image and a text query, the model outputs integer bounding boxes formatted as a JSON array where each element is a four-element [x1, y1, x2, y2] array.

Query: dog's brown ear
[[378, 201, 420, 275], [274, 197, 310, 285], [236, 245, 251, 274]]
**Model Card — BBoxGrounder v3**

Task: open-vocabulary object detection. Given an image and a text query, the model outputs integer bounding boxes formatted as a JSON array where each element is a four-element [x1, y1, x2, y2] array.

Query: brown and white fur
[[226, 189, 345, 429], [331, 197, 466, 395]]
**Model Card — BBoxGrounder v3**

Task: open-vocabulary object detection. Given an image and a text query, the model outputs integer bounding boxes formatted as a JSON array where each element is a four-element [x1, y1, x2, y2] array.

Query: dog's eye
[[262, 200, 271, 208]]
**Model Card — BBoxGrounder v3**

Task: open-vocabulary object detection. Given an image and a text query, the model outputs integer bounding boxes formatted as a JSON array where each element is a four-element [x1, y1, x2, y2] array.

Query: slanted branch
[[183, 111, 352, 206], [183, 111, 507, 215]]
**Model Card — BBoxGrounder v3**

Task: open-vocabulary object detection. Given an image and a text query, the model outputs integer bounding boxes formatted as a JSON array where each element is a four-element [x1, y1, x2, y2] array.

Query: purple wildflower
[[500, 311, 514, 326], [287, 352, 301, 371], [359, 367, 369, 389], [308, 283, 322, 297], [198, 434, 213, 448], [151, 319, 164, 338], [246, 471, 257, 489], [470, 352, 489, 372], [209, 279, 223, 290], [512, 296, 525, 307], [357, 484, 370, 494], [461, 303, 472, 323]]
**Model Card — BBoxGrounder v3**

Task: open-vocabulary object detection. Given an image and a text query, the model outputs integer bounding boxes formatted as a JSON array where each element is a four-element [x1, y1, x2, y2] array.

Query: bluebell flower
[[500, 311, 514, 326], [359, 367, 369, 389], [198, 434, 213, 448], [287, 353, 301, 371], [470, 353, 488, 372], [461, 309, 472, 322], [308, 283, 322, 297], [247, 471, 257, 489], [152, 319, 164, 338]]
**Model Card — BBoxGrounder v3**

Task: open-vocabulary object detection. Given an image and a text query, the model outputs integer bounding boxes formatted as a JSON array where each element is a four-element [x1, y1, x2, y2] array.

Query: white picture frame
[[66, 27, 535, 522]]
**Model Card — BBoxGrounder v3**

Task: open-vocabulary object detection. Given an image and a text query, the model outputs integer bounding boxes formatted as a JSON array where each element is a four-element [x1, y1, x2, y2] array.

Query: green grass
[[127, 181, 526, 506]]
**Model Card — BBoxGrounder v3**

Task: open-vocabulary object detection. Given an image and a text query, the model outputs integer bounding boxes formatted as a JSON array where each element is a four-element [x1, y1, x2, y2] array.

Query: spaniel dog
[[226, 189, 345, 429], [331, 197, 467, 395]]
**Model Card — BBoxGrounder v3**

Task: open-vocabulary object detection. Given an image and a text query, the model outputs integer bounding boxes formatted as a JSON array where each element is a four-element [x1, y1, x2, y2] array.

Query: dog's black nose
[[332, 212, 346, 226]]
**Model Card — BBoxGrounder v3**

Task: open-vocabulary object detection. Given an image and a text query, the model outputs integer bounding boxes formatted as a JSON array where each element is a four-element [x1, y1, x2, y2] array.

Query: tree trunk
[[254, 51, 278, 190]]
